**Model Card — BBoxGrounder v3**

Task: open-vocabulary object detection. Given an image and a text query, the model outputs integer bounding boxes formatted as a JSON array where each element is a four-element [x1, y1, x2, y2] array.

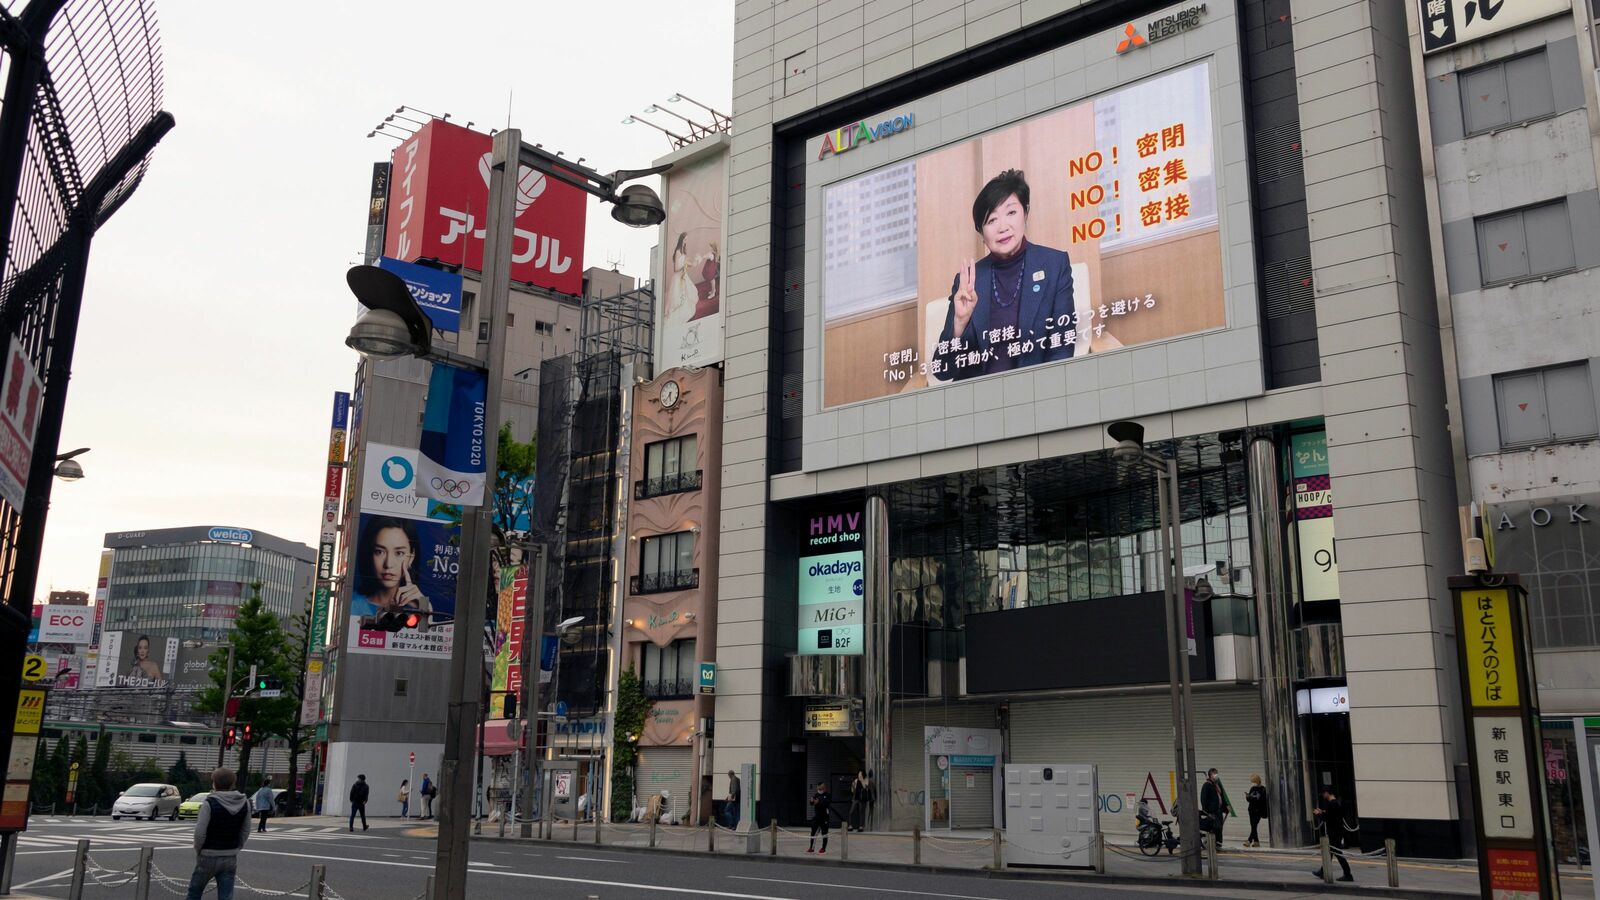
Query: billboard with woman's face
[[819, 62, 1224, 408], [659, 147, 727, 371], [346, 512, 459, 657]]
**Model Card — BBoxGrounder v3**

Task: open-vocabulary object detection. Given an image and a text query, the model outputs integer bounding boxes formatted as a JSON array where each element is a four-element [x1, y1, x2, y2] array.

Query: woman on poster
[[126, 634, 164, 681], [932, 169, 1076, 382], [352, 516, 431, 620]]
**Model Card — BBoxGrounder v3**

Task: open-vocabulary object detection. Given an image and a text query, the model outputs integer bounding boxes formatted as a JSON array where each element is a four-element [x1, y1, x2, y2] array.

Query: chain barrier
[[31, 802, 54, 814], [84, 852, 141, 888], [235, 875, 315, 897]]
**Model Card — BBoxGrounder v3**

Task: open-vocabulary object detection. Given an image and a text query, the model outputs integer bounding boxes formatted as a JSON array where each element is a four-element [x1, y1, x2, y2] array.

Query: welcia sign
[[818, 114, 913, 160]]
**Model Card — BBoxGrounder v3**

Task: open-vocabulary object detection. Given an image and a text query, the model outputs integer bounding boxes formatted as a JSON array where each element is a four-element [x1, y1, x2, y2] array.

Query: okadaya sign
[[797, 505, 865, 655]]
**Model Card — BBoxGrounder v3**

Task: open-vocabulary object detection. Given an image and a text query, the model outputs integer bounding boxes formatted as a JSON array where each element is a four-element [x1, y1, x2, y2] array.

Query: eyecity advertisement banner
[[797, 505, 865, 655], [348, 442, 460, 657], [819, 62, 1223, 408]]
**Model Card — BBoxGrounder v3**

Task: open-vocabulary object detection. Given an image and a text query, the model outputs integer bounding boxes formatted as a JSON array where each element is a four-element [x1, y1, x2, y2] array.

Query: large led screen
[[821, 63, 1224, 408]]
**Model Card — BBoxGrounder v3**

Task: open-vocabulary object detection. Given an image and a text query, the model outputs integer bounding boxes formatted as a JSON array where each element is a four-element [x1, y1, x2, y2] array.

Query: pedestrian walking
[[251, 781, 274, 833], [349, 774, 370, 832], [420, 773, 435, 819], [398, 779, 410, 819], [805, 781, 832, 854], [724, 770, 741, 828], [1312, 787, 1355, 882], [848, 771, 869, 832], [186, 767, 250, 900], [865, 770, 876, 824], [1199, 768, 1226, 846], [1245, 774, 1269, 847]]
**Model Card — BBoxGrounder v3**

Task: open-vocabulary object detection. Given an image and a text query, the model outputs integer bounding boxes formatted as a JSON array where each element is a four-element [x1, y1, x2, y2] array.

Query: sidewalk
[[469, 820, 1597, 898]]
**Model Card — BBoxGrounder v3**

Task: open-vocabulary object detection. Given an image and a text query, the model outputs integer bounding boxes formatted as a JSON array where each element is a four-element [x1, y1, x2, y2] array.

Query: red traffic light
[[242, 724, 253, 742], [361, 608, 425, 632], [402, 610, 421, 629], [223, 726, 237, 749]]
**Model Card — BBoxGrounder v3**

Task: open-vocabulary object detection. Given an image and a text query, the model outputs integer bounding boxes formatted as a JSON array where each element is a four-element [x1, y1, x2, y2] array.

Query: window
[[641, 639, 696, 698], [637, 436, 701, 498], [1476, 200, 1575, 285], [1495, 363, 1598, 448], [535, 320, 555, 336], [395, 676, 408, 697], [1461, 50, 1556, 135], [635, 531, 697, 593], [505, 312, 515, 327]]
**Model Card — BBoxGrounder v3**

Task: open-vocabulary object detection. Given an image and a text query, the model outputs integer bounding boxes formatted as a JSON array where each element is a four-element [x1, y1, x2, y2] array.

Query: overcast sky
[[34, 1, 735, 598]]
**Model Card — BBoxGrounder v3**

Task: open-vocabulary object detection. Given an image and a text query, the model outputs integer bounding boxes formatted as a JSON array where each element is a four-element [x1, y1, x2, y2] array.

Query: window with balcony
[[637, 435, 701, 499], [641, 639, 696, 698], [633, 531, 697, 594]]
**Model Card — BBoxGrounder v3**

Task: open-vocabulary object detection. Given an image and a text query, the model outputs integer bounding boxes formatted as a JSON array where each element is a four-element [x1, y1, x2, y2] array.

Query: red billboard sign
[[384, 120, 587, 295]]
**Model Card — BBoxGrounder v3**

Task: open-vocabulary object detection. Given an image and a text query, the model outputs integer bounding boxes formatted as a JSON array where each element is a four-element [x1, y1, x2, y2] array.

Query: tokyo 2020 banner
[[820, 63, 1223, 407]]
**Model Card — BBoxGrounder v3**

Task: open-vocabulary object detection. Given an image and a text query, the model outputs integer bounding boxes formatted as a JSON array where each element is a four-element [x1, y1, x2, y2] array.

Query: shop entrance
[[923, 726, 1002, 831]]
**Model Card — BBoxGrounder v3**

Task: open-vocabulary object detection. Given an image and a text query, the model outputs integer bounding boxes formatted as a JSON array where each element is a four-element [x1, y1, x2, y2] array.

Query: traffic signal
[[255, 675, 281, 692], [361, 608, 423, 632], [242, 723, 253, 743], [503, 693, 517, 719], [223, 726, 237, 749]]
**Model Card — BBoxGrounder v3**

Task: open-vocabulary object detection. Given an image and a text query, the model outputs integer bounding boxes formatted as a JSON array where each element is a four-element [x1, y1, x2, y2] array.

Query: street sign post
[[697, 662, 716, 695], [1450, 574, 1559, 900]]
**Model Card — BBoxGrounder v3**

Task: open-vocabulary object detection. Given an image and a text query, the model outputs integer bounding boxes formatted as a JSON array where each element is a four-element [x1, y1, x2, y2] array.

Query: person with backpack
[[1199, 768, 1226, 846], [420, 773, 435, 819], [1245, 774, 1269, 847], [186, 767, 251, 900], [348, 774, 370, 832]]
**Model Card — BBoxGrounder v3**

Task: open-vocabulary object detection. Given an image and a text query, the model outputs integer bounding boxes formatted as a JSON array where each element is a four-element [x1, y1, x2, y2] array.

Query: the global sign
[[207, 527, 254, 544]]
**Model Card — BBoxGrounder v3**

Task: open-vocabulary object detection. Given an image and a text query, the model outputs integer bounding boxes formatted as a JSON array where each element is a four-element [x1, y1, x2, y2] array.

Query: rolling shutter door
[[949, 766, 994, 829], [1008, 689, 1266, 837], [635, 747, 694, 818]]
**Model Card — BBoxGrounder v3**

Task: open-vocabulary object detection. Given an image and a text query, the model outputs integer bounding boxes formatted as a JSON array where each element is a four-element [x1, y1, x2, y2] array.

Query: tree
[[609, 666, 653, 822], [194, 585, 299, 781], [84, 731, 111, 809], [284, 595, 314, 814]]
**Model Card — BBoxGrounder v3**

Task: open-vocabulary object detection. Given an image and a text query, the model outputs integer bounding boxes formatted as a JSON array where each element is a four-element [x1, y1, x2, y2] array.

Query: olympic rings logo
[[430, 477, 472, 499]]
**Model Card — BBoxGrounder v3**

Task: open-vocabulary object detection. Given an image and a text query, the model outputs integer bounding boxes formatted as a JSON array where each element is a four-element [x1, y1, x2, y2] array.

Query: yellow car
[[176, 792, 210, 820]]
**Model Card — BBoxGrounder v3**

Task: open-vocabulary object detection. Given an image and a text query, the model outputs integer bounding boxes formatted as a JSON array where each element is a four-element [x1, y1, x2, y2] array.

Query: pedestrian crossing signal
[[224, 726, 237, 749]]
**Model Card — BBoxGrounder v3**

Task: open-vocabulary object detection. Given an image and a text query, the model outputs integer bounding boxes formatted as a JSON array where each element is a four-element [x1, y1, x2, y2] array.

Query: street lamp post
[[1108, 421, 1202, 876], [344, 128, 665, 900]]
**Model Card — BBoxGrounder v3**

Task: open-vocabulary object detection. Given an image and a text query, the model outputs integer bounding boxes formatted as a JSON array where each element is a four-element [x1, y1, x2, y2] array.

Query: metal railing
[[634, 469, 703, 500], [630, 568, 699, 595], [641, 678, 694, 699]]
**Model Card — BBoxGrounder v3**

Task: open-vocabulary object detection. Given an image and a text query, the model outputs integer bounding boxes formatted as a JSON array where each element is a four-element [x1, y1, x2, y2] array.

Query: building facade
[[99, 526, 315, 640], [1408, 0, 1600, 865], [715, 0, 1469, 855]]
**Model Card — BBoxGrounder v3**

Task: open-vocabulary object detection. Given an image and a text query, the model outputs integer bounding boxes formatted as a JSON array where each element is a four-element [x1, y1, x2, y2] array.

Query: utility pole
[[518, 544, 547, 838], [216, 644, 235, 768], [432, 127, 515, 900]]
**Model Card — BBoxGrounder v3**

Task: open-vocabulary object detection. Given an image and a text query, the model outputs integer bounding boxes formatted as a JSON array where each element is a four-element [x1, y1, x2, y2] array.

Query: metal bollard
[[1319, 836, 1333, 884], [424, 874, 435, 900], [68, 838, 88, 900], [499, 802, 507, 838], [912, 824, 921, 865], [310, 864, 326, 900], [839, 819, 848, 860], [573, 812, 580, 843], [134, 845, 153, 900], [769, 818, 778, 856], [1, 831, 17, 894], [992, 828, 1003, 870], [707, 817, 715, 852], [1094, 832, 1105, 875], [1385, 837, 1399, 887], [595, 816, 602, 845], [1203, 832, 1218, 880], [649, 814, 658, 848]]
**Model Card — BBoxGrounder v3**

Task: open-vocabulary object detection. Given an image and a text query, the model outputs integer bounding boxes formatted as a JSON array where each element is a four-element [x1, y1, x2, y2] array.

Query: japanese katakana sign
[[1419, 0, 1571, 54]]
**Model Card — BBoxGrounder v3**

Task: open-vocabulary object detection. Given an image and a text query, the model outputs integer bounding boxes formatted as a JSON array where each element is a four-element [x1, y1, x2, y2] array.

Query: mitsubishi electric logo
[[381, 455, 414, 489], [1117, 4, 1207, 54]]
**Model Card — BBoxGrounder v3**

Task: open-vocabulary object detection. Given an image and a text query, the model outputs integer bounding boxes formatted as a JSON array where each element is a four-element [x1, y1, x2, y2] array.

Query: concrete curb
[[471, 833, 1474, 899]]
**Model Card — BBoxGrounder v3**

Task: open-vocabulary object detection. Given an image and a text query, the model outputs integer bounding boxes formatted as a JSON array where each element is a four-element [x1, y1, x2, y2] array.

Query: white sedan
[[111, 783, 181, 820]]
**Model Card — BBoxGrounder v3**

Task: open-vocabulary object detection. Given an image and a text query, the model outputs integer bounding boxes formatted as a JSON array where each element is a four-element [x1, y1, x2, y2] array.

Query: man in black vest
[[349, 774, 370, 832], [186, 767, 250, 900]]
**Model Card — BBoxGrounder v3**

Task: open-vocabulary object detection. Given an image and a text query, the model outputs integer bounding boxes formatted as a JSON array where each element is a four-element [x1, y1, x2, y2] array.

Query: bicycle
[[1137, 816, 1181, 856]]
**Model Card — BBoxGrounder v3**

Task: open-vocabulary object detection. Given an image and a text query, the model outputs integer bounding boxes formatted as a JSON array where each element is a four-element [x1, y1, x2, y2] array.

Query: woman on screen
[[931, 169, 1076, 382], [352, 516, 430, 620], [126, 634, 164, 681]]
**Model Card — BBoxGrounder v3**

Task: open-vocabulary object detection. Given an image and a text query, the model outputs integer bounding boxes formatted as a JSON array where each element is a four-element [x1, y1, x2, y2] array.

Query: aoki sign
[[817, 113, 913, 160]]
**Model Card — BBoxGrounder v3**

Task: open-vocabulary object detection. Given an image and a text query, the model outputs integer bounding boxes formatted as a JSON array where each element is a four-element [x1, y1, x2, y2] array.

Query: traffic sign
[[698, 662, 716, 695], [555, 700, 568, 718], [20, 655, 44, 681], [409, 751, 415, 764], [258, 689, 282, 698]]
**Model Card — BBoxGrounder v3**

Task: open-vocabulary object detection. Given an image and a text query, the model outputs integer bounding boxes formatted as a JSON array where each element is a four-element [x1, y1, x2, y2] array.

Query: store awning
[[477, 718, 519, 757]]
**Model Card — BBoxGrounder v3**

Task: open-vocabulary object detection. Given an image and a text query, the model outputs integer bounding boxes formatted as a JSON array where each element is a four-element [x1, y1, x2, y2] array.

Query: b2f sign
[[37, 604, 92, 644]]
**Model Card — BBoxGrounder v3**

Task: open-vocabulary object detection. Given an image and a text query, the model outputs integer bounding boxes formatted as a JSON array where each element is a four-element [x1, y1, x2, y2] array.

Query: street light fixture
[[345, 129, 663, 900], [53, 447, 89, 481], [1106, 420, 1202, 876]]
